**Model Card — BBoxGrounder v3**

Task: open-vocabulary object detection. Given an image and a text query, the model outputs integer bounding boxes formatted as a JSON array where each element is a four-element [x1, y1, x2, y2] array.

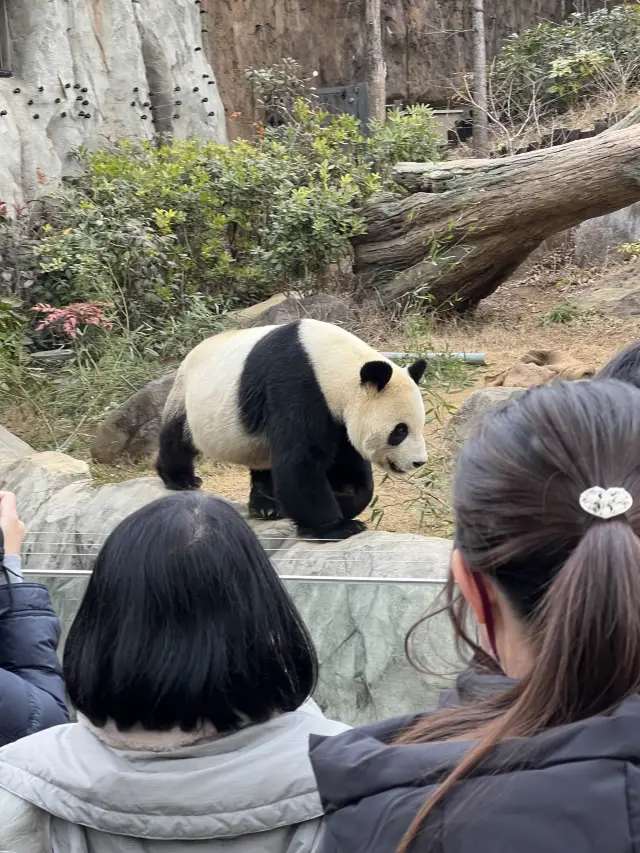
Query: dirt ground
[[87, 259, 640, 539]]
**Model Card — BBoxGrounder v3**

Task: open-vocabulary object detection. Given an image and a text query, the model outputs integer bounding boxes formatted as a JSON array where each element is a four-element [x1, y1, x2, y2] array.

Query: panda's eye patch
[[388, 423, 408, 447]]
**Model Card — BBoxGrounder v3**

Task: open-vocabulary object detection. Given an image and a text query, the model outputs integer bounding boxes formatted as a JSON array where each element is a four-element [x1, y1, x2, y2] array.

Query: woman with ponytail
[[596, 339, 640, 384], [310, 378, 640, 853]]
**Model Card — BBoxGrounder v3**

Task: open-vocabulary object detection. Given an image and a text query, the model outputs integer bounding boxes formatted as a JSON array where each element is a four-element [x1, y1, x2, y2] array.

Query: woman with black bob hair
[[0, 492, 348, 853], [310, 378, 640, 853]]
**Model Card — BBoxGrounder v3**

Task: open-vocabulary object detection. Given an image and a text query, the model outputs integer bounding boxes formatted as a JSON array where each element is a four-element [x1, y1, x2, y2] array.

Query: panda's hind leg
[[248, 470, 284, 520], [156, 412, 202, 491]]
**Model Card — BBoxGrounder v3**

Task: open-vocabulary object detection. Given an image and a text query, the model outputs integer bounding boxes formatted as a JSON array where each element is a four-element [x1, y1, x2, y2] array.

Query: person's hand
[[0, 492, 25, 556]]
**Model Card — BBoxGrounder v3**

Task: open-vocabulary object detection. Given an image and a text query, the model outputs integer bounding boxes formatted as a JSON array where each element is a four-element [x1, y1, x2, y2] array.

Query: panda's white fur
[[157, 319, 427, 539], [164, 319, 427, 474], [168, 326, 275, 470], [299, 321, 427, 473]]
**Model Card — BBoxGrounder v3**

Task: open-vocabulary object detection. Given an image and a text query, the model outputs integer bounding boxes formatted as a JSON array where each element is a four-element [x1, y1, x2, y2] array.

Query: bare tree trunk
[[365, 0, 386, 123], [471, 0, 489, 157], [354, 126, 640, 311]]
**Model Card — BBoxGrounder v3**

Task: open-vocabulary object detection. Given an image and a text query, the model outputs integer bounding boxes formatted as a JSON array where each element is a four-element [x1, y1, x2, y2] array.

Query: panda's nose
[[413, 460, 426, 469]]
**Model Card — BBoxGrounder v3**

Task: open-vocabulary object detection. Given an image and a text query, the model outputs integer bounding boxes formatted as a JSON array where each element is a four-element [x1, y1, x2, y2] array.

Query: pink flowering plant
[[31, 302, 113, 341]]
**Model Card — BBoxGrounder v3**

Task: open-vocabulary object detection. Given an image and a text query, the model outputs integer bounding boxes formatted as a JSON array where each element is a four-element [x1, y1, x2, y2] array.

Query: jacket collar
[[78, 714, 220, 752]]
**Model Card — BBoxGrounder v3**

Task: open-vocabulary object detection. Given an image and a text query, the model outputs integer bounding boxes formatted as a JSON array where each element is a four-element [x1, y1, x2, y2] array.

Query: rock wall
[[0, 430, 455, 725], [0, 0, 227, 209], [574, 203, 640, 267], [206, 0, 616, 137]]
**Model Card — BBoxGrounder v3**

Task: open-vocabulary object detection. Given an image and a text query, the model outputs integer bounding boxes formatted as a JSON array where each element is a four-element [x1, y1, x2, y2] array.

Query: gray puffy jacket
[[0, 699, 348, 853]]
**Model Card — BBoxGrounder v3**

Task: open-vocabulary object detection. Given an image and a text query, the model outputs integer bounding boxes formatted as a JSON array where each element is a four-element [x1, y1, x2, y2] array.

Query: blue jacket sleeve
[[0, 581, 69, 747]]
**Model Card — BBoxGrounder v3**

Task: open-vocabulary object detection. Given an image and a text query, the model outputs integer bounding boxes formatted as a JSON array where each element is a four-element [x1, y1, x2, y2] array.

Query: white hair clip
[[579, 487, 633, 520]]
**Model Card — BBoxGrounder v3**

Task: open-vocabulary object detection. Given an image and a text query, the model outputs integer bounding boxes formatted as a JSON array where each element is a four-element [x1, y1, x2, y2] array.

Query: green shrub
[[0, 73, 446, 367], [0, 295, 28, 362], [368, 105, 445, 173], [491, 5, 640, 119], [245, 57, 318, 124], [547, 49, 612, 100], [7, 101, 382, 343], [225, 101, 379, 280], [32, 139, 259, 325]]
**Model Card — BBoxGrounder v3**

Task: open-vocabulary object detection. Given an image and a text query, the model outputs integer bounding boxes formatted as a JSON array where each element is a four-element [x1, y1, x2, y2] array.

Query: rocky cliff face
[[0, 0, 227, 208], [207, 0, 615, 137]]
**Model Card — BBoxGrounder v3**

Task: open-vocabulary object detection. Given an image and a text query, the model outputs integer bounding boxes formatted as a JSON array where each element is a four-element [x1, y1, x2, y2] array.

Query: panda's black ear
[[361, 360, 393, 391], [408, 359, 427, 385]]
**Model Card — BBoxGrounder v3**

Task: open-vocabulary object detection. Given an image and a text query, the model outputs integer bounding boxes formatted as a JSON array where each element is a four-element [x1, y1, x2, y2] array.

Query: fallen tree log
[[608, 103, 640, 132], [355, 124, 640, 311]]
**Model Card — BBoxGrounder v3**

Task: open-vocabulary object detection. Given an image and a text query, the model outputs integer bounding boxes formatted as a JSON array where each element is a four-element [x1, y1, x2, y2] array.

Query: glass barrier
[[30, 573, 456, 727]]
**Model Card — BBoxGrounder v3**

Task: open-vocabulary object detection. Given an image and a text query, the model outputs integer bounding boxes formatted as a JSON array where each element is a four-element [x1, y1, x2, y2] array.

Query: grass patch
[[90, 458, 157, 485], [542, 302, 582, 325]]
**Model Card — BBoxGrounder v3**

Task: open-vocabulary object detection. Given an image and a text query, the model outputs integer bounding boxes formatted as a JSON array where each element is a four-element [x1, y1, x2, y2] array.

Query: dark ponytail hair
[[397, 379, 640, 852], [596, 340, 640, 385]]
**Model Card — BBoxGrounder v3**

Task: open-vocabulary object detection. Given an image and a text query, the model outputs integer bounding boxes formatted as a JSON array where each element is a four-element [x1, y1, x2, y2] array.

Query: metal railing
[[23, 568, 448, 585]]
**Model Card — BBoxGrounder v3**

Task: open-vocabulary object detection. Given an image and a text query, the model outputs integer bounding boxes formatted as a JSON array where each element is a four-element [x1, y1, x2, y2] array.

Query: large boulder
[[90, 372, 176, 463], [1, 428, 454, 725], [573, 203, 640, 267], [250, 294, 355, 328], [447, 387, 525, 449], [0, 425, 33, 459], [0, 451, 90, 522], [574, 258, 640, 316]]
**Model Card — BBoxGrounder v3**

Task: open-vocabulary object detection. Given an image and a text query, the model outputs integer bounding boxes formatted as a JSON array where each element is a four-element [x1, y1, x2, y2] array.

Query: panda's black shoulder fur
[[238, 320, 334, 439], [238, 321, 373, 537]]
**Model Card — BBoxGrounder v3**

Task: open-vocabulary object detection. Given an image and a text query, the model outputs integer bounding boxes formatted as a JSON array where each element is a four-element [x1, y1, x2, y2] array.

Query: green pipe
[[381, 351, 485, 365]]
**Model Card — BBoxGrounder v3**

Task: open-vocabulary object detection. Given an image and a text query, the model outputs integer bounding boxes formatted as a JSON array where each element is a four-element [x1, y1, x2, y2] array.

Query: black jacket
[[0, 582, 68, 746], [310, 677, 640, 853], [435, 665, 515, 709]]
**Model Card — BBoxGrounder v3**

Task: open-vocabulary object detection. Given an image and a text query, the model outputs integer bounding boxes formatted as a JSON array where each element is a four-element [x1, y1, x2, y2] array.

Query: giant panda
[[156, 319, 427, 541]]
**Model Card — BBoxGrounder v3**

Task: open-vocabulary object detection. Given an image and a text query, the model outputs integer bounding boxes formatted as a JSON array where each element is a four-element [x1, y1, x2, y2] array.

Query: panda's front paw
[[160, 473, 202, 491], [249, 493, 285, 520], [299, 519, 367, 542]]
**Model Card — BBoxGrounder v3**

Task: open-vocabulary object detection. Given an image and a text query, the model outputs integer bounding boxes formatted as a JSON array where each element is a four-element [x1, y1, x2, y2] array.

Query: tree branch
[[355, 125, 640, 311]]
